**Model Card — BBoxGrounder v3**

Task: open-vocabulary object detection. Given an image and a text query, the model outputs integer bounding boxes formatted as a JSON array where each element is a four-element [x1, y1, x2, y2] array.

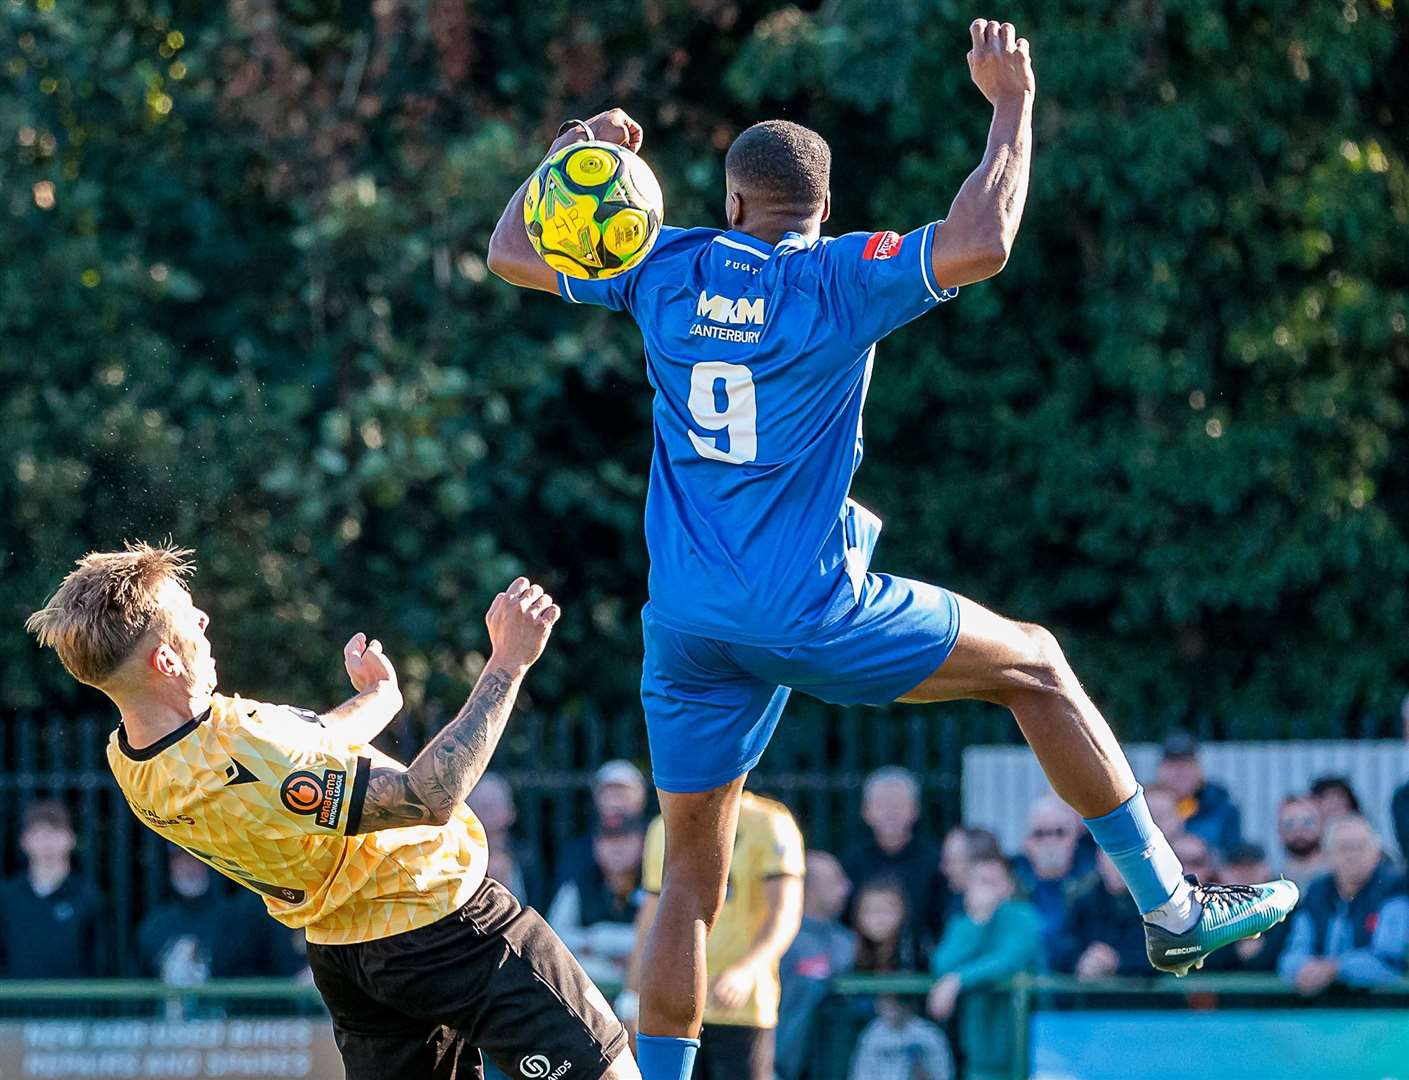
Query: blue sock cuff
[[637, 1034, 700, 1080], [1083, 784, 1158, 856]]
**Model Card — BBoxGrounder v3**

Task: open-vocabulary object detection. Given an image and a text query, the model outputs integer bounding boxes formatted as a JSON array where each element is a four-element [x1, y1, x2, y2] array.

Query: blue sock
[[1083, 785, 1186, 914], [636, 1034, 700, 1080]]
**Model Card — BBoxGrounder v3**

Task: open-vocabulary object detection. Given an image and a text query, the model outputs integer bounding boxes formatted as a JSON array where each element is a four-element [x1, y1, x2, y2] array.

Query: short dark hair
[[725, 120, 830, 212], [1309, 775, 1361, 813], [22, 799, 72, 834]]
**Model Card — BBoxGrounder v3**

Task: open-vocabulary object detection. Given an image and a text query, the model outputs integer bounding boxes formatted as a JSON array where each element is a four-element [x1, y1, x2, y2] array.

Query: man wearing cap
[[557, 760, 652, 891], [547, 813, 647, 985], [1154, 731, 1242, 858]]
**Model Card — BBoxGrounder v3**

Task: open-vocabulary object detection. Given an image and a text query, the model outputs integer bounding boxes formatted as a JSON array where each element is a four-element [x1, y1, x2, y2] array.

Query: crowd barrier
[[1, 974, 1405, 1080]]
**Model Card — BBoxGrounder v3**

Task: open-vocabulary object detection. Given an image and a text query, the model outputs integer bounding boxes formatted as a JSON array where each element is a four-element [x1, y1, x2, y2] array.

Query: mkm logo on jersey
[[691, 291, 765, 343], [279, 768, 349, 829]]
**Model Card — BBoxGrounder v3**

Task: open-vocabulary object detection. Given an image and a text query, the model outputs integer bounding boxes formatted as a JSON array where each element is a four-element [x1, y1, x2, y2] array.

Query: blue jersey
[[559, 224, 956, 646]]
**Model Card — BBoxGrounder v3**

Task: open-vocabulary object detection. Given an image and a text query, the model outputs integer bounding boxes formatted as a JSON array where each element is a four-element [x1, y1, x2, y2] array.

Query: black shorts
[[696, 1023, 774, 1080], [307, 877, 629, 1080]]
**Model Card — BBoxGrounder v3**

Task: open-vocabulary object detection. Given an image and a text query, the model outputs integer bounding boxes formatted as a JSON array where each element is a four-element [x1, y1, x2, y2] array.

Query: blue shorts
[[640, 573, 962, 793]]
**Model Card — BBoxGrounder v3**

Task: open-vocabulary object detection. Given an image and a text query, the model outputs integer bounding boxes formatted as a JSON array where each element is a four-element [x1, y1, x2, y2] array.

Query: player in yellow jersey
[[624, 791, 804, 1080], [26, 541, 639, 1080]]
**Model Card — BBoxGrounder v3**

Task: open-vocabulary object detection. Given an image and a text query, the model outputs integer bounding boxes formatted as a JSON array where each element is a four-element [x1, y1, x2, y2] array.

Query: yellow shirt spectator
[[642, 791, 805, 1027]]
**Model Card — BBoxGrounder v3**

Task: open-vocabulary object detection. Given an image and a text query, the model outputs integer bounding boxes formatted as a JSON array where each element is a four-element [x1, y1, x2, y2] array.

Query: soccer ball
[[523, 141, 664, 280]]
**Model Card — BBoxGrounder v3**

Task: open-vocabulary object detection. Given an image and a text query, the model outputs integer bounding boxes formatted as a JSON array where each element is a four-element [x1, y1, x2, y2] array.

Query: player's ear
[[151, 642, 183, 678], [820, 192, 831, 224], [726, 190, 744, 229]]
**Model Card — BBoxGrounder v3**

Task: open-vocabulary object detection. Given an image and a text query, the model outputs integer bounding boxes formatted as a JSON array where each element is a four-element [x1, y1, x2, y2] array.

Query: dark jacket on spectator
[[1277, 861, 1409, 988], [1011, 854, 1085, 954], [777, 916, 857, 1080], [1182, 781, 1242, 857], [841, 833, 944, 948], [0, 873, 109, 978], [1050, 873, 1148, 976], [1392, 781, 1409, 871], [138, 889, 303, 979]]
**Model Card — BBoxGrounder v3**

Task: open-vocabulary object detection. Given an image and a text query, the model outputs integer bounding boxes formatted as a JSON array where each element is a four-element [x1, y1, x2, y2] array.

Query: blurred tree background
[[3, 0, 1407, 745]]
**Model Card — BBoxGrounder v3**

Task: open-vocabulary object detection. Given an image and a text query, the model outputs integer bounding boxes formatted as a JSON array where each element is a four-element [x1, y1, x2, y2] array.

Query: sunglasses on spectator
[[1028, 827, 1072, 840], [1279, 814, 1319, 830]]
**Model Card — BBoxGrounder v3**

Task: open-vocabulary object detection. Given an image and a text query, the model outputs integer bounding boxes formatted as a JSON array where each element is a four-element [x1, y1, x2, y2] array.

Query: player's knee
[[1019, 621, 1076, 698], [659, 863, 729, 928]]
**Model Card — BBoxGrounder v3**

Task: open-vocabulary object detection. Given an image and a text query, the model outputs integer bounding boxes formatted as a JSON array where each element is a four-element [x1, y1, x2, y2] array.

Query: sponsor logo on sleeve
[[862, 230, 903, 261], [280, 768, 348, 829]]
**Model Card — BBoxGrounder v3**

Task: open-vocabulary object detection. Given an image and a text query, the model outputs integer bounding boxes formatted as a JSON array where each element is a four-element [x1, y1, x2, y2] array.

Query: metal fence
[[2, 975, 1407, 1080], [3, 700, 1402, 957]]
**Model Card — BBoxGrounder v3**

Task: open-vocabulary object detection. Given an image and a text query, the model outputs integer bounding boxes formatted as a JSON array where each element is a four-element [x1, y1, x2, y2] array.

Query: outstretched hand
[[344, 632, 399, 696], [967, 19, 1034, 105], [485, 577, 562, 675]]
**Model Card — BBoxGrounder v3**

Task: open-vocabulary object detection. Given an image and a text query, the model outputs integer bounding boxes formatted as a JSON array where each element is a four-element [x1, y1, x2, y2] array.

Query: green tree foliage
[[3, 0, 1405, 738]]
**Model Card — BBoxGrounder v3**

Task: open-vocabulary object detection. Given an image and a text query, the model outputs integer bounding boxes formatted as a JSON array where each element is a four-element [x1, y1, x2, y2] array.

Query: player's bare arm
[[931, 19, 1035, 288], [487, 107, 643, 293], [357, 578, 561, 832], [317, 632, 404, 744]]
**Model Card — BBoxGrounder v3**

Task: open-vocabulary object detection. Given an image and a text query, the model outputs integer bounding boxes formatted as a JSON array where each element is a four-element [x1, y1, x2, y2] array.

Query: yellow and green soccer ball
[[524, 141, 664, 279]]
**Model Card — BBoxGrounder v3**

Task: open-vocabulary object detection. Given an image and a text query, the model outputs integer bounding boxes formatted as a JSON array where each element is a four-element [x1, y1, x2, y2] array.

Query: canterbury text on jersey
[[560, 224, 956, 646], [107, 693, 487, 945]]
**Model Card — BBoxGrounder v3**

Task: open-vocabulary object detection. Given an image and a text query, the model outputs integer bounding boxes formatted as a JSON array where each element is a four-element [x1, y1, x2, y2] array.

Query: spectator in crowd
[[1051, 850, 1149, 979], [1276, 794, 1328, 888], [546, 815, 645, 985], [1308, 775, 1361, 821], [842, 767, 942, 949], [1396, 693, 1409, 866], [777, 851, 857, 1080], [853, 877, 924, 975], [849, 995, 953, 1080], [1278, 814, 1409, 994], [1173, 832, 1217, 883], [466, 770, 545, 908], [926, 853, 1042, 1080], [629, 790, 805, 1080], [1154, 731, 1242, 857], [1011, 794, 1085, 948], [1203, 843, 1291, 972], [1142, 784, 1186, 844], [556, 759, 650, 890], [0, 799, 109, 978], [137, 849, 303, 982], [933, 825, 1000, 932]]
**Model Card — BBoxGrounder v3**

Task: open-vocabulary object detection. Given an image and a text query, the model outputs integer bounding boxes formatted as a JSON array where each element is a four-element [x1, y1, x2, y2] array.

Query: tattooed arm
[[356, 578, 561, 832]]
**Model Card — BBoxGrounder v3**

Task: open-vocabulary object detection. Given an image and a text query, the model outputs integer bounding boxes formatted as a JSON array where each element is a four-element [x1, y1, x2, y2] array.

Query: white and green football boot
[[1144, 875, 1300, 976]]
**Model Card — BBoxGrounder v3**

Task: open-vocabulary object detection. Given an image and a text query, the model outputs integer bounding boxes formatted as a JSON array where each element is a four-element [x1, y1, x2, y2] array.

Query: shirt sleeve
[[642, 815, 666, 894], [755, 805, 806, 880], [229, 702, 371, 838], [816, 223, 956, 348], [556, 224, 685, 312]]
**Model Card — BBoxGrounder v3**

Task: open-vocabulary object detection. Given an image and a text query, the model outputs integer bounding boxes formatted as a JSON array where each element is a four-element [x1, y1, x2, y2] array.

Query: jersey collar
[[713, 231, 775, 261], [117, 707, 211, 761]]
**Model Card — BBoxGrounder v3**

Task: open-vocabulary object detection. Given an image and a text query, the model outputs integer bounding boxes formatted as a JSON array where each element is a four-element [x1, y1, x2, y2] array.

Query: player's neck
[[113, 681, 214, 750], [731, 215, 820, 246]]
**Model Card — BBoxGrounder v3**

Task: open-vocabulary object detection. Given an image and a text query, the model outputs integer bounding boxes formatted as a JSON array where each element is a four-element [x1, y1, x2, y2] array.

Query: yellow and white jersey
[[643, 791, 805, 1029], [107, 692, 486, 945]]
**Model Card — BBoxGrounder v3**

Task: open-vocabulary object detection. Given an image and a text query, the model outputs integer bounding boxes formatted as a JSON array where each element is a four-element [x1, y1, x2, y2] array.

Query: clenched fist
[[967, 19, 1035, 105], [485, 577, 562, 675]]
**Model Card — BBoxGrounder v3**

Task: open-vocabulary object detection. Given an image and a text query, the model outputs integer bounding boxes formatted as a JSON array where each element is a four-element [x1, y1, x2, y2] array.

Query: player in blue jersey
[[490, 20, 1297, 1080]]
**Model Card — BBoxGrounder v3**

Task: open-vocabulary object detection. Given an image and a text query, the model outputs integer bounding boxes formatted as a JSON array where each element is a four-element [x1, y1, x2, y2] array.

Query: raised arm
[[487, 108, 644, 294], [318, 632, 403, 744], [931, 19, 1035, 289], [356, 578, 560, 832]]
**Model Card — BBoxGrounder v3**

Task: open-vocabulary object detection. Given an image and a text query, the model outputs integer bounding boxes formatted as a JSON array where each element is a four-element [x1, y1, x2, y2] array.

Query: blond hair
[[26, 541, 195, 686]]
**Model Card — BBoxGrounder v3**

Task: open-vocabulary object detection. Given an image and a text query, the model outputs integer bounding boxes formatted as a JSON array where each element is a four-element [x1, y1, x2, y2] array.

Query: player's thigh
[[307, 943, 471, 1080], [642, 605, 789, 795], [454, 882, 631, 1080], [656, 774, 748, 913], [898, 592, 1065, 703], [746, 574, 961, 708]]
